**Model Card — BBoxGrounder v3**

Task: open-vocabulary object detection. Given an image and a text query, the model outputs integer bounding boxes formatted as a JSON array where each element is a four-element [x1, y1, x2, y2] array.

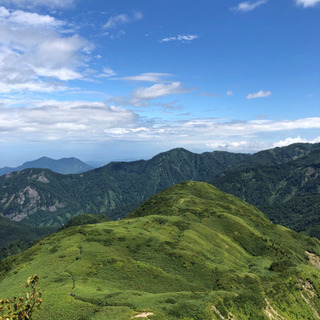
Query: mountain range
[[0, 143, 320, 252], [0, 181, 319, 319], [0, 156, 93, 176]]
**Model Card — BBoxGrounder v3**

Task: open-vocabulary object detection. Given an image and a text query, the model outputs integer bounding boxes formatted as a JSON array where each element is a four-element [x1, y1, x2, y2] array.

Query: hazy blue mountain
[[0, 156, 93, 176]]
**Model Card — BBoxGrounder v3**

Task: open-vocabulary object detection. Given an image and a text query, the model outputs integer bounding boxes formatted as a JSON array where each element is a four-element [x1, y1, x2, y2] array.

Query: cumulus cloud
[[0, 7, 92, 92], [273, 136, 320, 147], [159, 34, 199, 43], [103, 11, 143, 29], [232, 0, 267, 12], [296, 0, 320, 7], [246, 90, 272, 99], [7, 9, 65, 26]]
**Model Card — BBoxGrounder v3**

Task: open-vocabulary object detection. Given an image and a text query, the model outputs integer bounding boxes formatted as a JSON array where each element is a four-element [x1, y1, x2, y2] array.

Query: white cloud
[[0, 7, 92, 92], [296, 0, 320, 7], [246, 90, 272, 99], [129, 82, 189, 106], [1, 96, 320, 154], [96, 67, 117, 78], [119, 73, 173, 82], [0, 0, 75, 9], [226, 91, 234, 96], [0, 100, 137, 141], [160, 34, 199, 43], [273, 136, 320, 147], [232, 0, 267, 12], [103, 11, 143, 29], [8, 10, 65, 26]]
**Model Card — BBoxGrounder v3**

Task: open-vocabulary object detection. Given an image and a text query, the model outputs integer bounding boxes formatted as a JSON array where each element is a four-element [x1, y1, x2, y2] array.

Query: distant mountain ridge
[[0, 148, 250, 228], [0, 156, 93, 176], [0, 143, 320, 236]]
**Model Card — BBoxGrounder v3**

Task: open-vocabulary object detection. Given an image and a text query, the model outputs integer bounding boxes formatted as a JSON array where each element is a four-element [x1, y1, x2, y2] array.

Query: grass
[[0, 181, 320, 319]]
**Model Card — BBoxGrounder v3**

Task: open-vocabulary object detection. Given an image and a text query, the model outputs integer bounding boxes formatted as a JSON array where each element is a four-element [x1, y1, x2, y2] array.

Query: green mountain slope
[[0, 148, 249, 228], [0, 215, 54, 260], [229, 142, 320, 171], [0, 156, 92, 176], [0, 182, 320, 320], [213, 148, 320, 237]]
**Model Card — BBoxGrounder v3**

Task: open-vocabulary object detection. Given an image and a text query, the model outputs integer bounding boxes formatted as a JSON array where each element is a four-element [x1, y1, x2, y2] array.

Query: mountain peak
[[130, 181, 269, 226]]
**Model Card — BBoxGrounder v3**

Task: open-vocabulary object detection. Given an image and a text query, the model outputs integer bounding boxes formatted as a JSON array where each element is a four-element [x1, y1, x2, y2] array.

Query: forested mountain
[[0, 148, 249, 228], [1, 181, 319, 320], [0, 156, 92, 176], [0, 143, 319, 239], [0, 215, 54, 259], [212, 147, 320, 237]]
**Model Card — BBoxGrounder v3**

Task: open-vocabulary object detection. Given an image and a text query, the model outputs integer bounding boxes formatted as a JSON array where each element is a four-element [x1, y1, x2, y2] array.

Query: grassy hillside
[[0, 182, 320, 319], [213, 148, 320, 237]]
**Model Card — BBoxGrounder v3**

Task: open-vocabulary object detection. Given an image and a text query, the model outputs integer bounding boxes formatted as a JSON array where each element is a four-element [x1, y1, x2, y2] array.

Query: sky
[[0, 0, 319, 166]]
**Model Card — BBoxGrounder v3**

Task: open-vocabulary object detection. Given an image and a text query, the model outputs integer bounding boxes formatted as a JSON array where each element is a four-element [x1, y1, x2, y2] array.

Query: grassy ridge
[[0, 182, 320, 319]]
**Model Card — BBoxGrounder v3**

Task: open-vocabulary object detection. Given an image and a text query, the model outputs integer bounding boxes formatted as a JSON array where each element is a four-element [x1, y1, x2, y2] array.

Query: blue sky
[[0, 0, 319, 166]]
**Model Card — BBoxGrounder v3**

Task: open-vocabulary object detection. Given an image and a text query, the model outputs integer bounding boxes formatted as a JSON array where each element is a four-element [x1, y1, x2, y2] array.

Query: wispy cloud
[[159, 34, 199, 43], [132, 82, 188, 100], [246, 90, 272, 99], [103, 11, 143, 29], [111, 82, 190, 107], [118, 73, 173, 82], [0, 0, 75, 9], [96, 67, 117, 78], [296, 0, 320, 7], [226, 91, 234, 96], [232, 0, 267, 12]]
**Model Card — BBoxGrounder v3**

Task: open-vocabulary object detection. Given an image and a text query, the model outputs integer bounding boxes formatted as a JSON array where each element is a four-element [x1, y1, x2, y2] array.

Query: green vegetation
[[0, 148, 249, 229], [0, 275, 42, 320], [213, 147, 320, 237], [60, 214, 109, 229], [0, 181, 319, 319], [1, 142, 320, 259], [0, 216, 54, 259]]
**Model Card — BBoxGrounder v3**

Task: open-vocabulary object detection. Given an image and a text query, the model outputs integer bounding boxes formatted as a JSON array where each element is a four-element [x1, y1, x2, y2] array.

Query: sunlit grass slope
[[1, 181, 320, 319]]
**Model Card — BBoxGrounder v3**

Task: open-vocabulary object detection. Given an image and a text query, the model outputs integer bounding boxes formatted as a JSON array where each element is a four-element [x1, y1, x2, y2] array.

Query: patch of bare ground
[[264, 298, 286, 320], [211, 305, 235, 320], [299, 278, 320, 319], [132, 312, 154, 318], [306, 251, 320, 269]]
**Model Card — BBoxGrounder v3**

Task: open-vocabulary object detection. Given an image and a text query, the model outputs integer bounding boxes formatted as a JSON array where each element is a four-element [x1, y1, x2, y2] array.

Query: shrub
[[0, 275, 42, 320]]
